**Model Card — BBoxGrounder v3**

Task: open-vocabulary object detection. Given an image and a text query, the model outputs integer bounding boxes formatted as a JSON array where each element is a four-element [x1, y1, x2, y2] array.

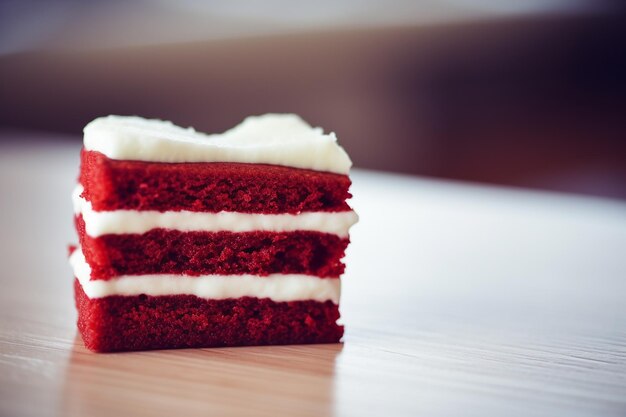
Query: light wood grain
[[1, 136, 625, 417]]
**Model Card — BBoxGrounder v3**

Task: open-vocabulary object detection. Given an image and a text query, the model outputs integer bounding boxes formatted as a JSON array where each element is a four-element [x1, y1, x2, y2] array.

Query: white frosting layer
[[83, 114, 352, 174], [70, 249, 340, 302], [73, 185, 357, 237]]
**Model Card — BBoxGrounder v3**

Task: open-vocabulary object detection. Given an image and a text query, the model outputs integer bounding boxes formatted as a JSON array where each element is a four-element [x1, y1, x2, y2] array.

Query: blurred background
[[1, 0, 624, 198]]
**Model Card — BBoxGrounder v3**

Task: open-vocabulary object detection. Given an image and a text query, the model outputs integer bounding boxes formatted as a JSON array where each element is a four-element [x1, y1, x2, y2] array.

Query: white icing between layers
[[73, 185, 358, 237], [83, 114, 352, 174], [70, 248, 340, 303]]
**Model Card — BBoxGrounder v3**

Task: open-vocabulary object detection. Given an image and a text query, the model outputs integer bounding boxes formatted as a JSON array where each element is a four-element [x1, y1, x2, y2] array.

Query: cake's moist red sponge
[[79, 150, 352, 213], [74, 279, 343, 352], [76, 215, 348, 279]]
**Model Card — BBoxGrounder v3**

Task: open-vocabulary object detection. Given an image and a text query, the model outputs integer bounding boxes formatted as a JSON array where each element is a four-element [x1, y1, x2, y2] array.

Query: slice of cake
[[70, 114, 358, 352]]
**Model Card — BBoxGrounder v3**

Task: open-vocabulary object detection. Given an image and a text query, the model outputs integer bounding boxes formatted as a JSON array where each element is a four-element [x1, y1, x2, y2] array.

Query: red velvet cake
[[70, 114, 357, 352]]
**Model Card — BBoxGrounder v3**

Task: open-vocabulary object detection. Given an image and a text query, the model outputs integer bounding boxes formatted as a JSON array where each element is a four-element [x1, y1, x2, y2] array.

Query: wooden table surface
[[1, 137, 625, 417]]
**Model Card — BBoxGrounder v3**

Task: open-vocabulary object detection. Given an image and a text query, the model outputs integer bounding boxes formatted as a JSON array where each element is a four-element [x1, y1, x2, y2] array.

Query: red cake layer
[[79, 150, 352, 213], [74, 279, 343, 352], [76, 215, 348, 279]]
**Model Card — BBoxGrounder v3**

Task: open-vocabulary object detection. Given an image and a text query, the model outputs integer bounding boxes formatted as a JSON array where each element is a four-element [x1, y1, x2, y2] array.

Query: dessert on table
[[69, 114, 358, 352]]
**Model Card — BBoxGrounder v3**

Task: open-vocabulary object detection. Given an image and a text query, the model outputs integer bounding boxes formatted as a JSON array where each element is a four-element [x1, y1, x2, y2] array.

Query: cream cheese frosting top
[[83, 114, 352, 174]]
